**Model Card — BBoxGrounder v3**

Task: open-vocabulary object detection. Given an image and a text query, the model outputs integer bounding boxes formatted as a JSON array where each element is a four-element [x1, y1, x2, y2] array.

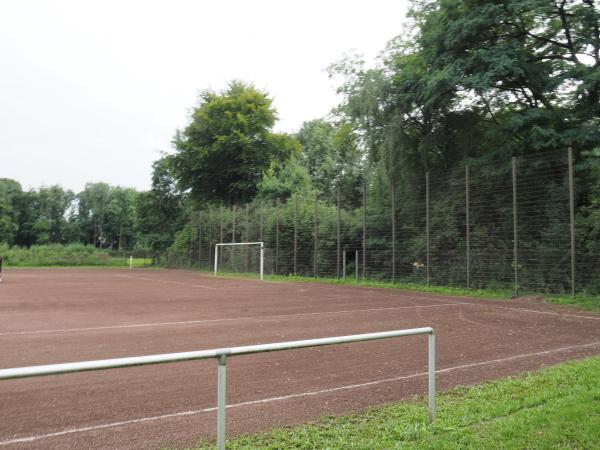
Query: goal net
[[214, 242, 264, 280]]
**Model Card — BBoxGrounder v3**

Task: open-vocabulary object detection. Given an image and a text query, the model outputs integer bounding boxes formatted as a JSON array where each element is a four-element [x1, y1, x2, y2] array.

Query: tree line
[[0, 180, 140, 250], [1, 0, 599, 279]]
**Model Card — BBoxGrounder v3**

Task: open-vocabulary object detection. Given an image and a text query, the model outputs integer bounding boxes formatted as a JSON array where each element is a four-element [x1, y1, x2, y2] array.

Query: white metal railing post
[[428, 332, 436, 422], [214, 245, 219, 276], [217, 353, 227, 450], [129, 256, 133, 269], [260, 243, 264, 281]]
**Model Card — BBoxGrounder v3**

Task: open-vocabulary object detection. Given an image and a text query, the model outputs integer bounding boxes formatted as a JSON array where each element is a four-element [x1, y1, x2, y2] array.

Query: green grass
[[193, 356, 600, 449], [0, 244, 152, 268], [212, 271, 600, 312], [6, 258, 151, 269]]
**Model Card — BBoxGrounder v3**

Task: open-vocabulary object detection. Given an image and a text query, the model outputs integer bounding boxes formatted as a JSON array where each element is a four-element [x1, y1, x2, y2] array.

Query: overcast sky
[[0, 0, 410, 192]]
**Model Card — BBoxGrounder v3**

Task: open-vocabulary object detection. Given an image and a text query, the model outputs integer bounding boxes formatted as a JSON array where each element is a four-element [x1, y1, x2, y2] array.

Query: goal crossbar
[[214, 242, 264, 280]]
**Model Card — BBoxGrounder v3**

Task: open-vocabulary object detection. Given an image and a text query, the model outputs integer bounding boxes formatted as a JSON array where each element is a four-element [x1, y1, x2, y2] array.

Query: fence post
[[232, 205, 236, 243], [465, 165, 471, 288], [343, 250, 346, 279], [198, 211, 202, 267], [355, 250, 359, 282], [362, 180, 367, 280], [426, 172, 430, 286], [219, 207, 224, 243], [259, 203, 264, 242], [314, 192, 318, 277], [275, 198, 280, 274], [245, 203, 250, 272], [391, 178, 396, 283], [428, 332, 436, 422], [188, 226, 193, 267], [216, 354, 227, 450], [232, 205, 237, 271], [208, 207, 213, 269], [512, 157, 518, 297], [337, 187, 341, 278], [568, 147, 576, 297], [294, 196, 298, 275]]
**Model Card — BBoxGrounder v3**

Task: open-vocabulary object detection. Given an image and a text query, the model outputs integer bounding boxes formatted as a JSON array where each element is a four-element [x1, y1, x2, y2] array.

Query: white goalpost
[[214, 242, 264, 280]]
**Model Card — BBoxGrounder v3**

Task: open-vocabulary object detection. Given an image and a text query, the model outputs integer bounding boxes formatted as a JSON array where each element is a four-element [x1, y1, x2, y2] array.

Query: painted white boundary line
[[0, 304, 456, 336], [2, 340, 599, 446], [113, 274, 217, 290], [263, 282, 600, 321], [332, 289, 600, 321], [434, 298, 600, 321], [42, 272, 600, 322]]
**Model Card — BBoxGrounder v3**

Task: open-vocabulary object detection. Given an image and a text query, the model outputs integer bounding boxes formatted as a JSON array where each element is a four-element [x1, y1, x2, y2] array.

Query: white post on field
[[214, 247, 219, 276], [260, 244, 264, 280], [129, 256, 133, 269]]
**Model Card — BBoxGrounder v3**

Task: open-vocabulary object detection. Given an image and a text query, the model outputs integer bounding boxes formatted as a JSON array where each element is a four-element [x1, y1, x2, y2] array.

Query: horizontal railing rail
[[0, 327, 435, 450]]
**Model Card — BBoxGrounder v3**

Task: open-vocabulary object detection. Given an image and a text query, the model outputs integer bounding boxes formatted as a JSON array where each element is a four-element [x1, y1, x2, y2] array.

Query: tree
[[413, 0, 600, 153], [76, 183, 112, 247], [135, 157, 185, 251], [0, 179, 22, 245], [297, 119, 364, 204], [31, 186, 74, 244], [13, 189, 39, 247], [297, 120, 338, 195], [106, 187, 138, 250], [172, 81, 294, 205], [256, 157, 314, 201]]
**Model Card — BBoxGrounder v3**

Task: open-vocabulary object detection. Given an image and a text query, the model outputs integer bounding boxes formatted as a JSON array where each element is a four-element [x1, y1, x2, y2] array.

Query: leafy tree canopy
[[134, 157, 185, 251], [172, 81, 297, 205]]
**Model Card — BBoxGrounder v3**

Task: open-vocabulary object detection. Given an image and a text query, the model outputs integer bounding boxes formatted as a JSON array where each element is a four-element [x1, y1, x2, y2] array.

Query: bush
[[0, 244, 122, 267]]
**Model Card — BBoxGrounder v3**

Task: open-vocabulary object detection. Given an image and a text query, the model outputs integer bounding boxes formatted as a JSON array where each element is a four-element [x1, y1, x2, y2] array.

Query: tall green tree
[[172, 81, 295, 205], [13, 189, 39, 247], [31, 186, 74, 244], [297, 119, 364, 204], [413, 0, 600, 153], [76, 183, 112, 247], [106, 187, 138, 250], [135, 157, 185, 251], [0, 179, 22, 245], [256, 157, 314, 201]]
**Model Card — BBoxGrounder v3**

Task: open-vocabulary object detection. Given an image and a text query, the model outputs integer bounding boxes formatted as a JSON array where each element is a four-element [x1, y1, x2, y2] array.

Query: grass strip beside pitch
[[194, 356, 600, 449]]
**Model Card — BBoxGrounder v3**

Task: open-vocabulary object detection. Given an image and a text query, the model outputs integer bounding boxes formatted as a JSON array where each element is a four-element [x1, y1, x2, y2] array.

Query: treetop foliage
[[171, 81, 298, 205]]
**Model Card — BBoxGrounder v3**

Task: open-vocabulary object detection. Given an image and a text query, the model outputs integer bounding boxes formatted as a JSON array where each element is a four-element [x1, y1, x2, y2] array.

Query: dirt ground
[[0, 268, 599, 449]]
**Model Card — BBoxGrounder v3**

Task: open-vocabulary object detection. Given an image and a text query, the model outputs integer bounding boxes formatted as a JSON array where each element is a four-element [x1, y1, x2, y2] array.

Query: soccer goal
[[214, 242, 264, 280]]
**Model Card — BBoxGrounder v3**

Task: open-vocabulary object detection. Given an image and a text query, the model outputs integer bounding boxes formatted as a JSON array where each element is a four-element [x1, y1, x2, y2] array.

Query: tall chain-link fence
[[161, 149, 600, 296]]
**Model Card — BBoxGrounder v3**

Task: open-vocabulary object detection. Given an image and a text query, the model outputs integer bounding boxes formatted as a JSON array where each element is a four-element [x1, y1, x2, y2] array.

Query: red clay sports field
[[1, 268, 599, 449]]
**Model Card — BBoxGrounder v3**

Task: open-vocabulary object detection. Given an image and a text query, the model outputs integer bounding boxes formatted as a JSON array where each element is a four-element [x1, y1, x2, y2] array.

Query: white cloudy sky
[[0, 0, 410, 192]]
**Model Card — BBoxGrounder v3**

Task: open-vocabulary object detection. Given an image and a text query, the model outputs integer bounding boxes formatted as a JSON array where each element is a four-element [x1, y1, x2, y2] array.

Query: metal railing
[[0, 327, 435, 450]]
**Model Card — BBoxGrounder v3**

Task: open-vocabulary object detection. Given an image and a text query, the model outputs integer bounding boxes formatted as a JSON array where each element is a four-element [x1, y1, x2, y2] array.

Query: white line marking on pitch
[[117, 273, 600, 321], [277, 283, 600, 321], [113, 274, 217, 290], [0, 304, 457, 336], [437, 299, 600, 321], [360, 290, 600, 321], [2, 340, 599, 446]]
